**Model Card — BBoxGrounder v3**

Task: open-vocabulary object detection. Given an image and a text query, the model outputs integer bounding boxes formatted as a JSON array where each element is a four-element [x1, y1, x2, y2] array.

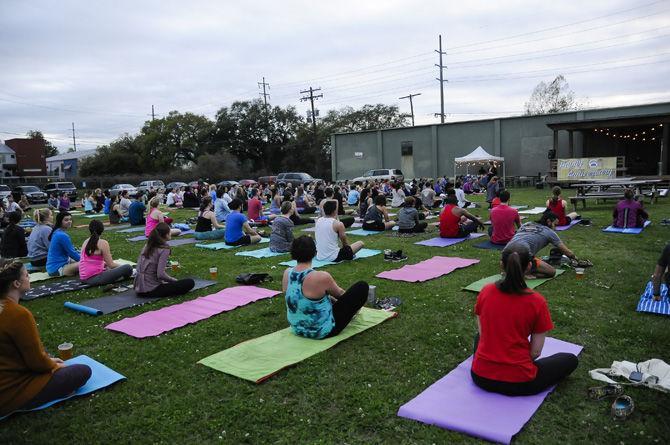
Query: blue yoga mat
[[348, 227, 398, 236], [0, 355, 125, 420], [473, 240, 506, 251], [279, 248, 381, 268], [235, 247, 287, 258], [196, 238, 269, 250], [602, 220, 651, 234], [637, 281, 670, 316]]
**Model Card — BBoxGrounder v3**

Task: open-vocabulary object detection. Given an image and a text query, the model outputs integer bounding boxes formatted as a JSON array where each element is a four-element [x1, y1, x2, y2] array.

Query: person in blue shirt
[[46, 212, 80, 277], [209, 184, 217, 203], [102, 191, 112, 215], [128, 197, 146, 226], [347, 185, 360, 206], [214, 187, 231, 223], [224, 198, 262, 246]]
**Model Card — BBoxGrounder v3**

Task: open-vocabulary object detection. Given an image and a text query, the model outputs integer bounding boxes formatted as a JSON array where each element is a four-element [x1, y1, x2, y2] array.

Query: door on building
[[401, 141, 415, 180]]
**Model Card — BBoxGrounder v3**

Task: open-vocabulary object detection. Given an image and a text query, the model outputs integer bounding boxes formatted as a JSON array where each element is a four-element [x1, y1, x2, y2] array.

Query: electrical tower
[[399, 93, 421, 126], [258, 77, 271, 107], [300, 87, 323, 133], [435, 34, 447, 123]]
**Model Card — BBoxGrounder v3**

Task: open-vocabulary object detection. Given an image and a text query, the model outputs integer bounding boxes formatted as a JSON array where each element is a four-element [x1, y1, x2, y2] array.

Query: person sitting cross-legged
[[546, 186, 579, 226], [79, 220, 133, 286], [362, 194, 396, 232], [471, 245, 578, 396], [269, 201, 295, 253], [397, 196, 428, 234], [489, 189, 521, 245], [613, 188, 648, 229], [283, 235, 369, 339], [224, 198, 262, 246], [194, 196, 226, 240], [315, 200, 364, 263], [439, 193, 484, 238]]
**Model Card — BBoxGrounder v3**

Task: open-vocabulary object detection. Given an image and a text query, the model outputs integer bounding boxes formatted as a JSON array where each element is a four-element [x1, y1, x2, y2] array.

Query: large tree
[[524, 75, 580, 115], [79, 134, 143, 176], [26, 130, 59, 157]]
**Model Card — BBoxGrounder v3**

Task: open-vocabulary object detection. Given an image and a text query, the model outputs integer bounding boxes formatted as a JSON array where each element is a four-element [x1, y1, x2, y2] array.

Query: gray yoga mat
[[64, 278, 217, 315]]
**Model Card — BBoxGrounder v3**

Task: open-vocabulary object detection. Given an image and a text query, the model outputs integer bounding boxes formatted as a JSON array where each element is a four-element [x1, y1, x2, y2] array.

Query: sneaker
[[391, 250, 407, 262], [588, 384, 624, 400], [383, 249, 395, 261]]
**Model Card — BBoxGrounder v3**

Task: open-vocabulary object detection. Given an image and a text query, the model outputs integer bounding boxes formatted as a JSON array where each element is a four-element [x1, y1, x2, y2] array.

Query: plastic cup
[[368, 285, 377, 301], [209, 267, 218, 280], [58, 342, 73, 360], [575, 268, 585, 280], [171, 261, 180, 272]]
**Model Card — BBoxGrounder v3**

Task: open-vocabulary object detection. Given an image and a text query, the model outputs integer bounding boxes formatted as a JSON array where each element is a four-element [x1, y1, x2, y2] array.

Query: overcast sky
[[1, 0, 669, 152]]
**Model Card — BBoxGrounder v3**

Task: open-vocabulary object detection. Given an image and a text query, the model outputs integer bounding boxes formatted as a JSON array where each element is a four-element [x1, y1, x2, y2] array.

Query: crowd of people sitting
[[0, 170, 662, 416]]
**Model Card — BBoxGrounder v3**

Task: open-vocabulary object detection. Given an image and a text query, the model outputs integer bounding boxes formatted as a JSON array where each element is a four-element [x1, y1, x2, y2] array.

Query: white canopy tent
[[453, 146, 505, 183]]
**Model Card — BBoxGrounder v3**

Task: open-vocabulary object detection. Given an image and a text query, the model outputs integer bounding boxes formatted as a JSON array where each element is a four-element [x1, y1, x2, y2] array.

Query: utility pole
[[300, 87, 323, 134], [435, 34, 447, 123], [71, 122, 77, 152], [151, 105, 155, 121], [258, 77, 270, 107], [399, 93, 421, 126]]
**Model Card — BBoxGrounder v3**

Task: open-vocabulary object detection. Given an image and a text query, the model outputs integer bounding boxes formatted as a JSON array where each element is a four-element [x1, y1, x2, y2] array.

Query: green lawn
[[2, 188, 669, 444]]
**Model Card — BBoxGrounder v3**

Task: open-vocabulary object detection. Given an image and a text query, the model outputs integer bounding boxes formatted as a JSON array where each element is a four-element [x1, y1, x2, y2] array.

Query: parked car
[[12, 185, 48, 204], [217, 180, 239, 189], [166, 181, 187, 191], [352, 169, 404, 184], [276, 172, 321, 187], [0, 185, 12, 201], [258, 176, 277, 185], [137, 180, 165, 194], [108, 183, 139, 198], [44, 182, 78, 200], [238, 179, 258, 187]]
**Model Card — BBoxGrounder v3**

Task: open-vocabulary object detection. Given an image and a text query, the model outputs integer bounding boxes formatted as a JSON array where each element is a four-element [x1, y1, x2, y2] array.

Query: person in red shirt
[[246, 188, 265, 222], [546, 186, 579, 226], [489, 190, 521, 245], [471, 245, 579, 396], [439, 194, 484, 238]]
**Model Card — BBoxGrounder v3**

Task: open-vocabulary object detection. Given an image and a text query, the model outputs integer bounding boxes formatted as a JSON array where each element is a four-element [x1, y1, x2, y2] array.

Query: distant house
[[2, 138, 47, 176], [46, 149, 98, 178], [0, 142, 17, 177]]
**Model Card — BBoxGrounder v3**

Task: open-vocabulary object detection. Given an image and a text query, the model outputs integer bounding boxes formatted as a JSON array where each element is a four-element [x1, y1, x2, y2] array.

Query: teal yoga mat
[[278, 248, 381, 268], [235, 247, 287, 258], [196, 238, 269, 250]]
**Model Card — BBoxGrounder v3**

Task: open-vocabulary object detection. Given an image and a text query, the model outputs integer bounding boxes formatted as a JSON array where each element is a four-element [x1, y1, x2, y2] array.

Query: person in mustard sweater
[[0, 260, 91, 416]]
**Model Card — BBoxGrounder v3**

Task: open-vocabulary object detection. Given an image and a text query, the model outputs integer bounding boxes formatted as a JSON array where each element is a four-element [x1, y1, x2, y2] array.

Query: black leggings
[[138, 278, 196, 299], [339, 215, 355, 228], [471, 334, 578, 396], [290, 214, 313, 226], [399, 221, 427, 233], [362, 221, 386, 231], [325, 281, 369, 337], [299, 206, 317, 214], [30, 258, 47, 267], [21, 364, 92, 410]]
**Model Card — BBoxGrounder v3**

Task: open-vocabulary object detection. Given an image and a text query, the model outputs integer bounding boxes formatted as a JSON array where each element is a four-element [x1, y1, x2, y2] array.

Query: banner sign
[[557, 157, 617, 181]]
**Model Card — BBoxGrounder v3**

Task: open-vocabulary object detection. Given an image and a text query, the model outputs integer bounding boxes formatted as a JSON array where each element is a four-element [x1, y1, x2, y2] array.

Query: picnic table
[[570, 178, 662, 210]]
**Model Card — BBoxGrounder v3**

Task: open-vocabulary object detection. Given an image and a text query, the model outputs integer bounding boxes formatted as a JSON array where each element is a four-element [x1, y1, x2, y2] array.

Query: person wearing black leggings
[[283, 235, 369, 339], [134, 222, 196, 299], [470, 244, 578, 396]]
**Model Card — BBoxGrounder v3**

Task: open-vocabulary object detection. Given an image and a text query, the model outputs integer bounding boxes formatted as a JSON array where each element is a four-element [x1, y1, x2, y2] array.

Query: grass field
[[2, 187, 669, 444]]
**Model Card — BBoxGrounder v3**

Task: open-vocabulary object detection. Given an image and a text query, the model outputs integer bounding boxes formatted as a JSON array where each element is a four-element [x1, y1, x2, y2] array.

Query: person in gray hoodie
[[27, 208, 53, 267]]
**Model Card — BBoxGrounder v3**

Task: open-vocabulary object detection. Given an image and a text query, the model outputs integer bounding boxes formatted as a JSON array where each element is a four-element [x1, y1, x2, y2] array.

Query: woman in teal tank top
[[283, 236, 369, 339]]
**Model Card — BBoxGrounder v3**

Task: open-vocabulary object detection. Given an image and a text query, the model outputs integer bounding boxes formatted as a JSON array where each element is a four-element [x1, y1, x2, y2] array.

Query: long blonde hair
[[33, 208, 52, 225]]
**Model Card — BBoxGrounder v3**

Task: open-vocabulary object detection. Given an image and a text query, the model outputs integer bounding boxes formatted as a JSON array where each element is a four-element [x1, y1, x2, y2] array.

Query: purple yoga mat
[[106, 286, 281, 338], [376, 256, 479, 282], [414, 232, 485, 247], [398, 337, 583, 444], [555, 219, 580, 231]]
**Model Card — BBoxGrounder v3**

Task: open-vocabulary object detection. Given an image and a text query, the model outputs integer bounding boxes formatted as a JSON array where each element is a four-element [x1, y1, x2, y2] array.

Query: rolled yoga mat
[[462, 269, 565, 293], [637, 281, 670, 316], [397, 337, 583, 444], [65, 278, 216, 316], [105, 286, 281, 338], [414, 232, 485, 247], [235, 247, 288, 259], [195, 238, 269, 250], [376, 256, 479, 283], [0, 355, 126, 420], [602, 220, 651, 234], [198, 307, 396, 383], [278, 249, 382, 269]]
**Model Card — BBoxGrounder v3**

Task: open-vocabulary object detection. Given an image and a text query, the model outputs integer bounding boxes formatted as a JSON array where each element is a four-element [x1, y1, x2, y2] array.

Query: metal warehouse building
[[330, 102, 670, 181]]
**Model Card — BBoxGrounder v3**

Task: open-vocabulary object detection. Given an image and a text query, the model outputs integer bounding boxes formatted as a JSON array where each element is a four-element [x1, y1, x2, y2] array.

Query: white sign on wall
[[354, 152, 364, 159]]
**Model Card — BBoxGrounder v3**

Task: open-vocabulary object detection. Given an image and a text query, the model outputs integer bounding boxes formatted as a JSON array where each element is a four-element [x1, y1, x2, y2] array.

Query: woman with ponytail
[[27, 208, 53, 267], [145, 197, 180, 238], [0, 260, 91, 416], [194, 196, 225, 240], [545, 186, 579, 226], [471, 245, 578, 396], [134, 223, 195, 298], [78, 220, 133, 286], [46, 212, 80, 277]]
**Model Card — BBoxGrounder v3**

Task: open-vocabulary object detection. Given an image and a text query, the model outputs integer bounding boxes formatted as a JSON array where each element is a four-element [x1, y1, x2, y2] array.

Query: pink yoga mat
[[398, 337, 583, 444], [376, 256, 479, 282], [106, 286, 281, 338]]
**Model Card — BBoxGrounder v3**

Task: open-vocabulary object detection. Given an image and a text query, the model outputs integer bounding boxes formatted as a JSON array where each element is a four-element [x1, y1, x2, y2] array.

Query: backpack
[[235, 273, 273, 285]]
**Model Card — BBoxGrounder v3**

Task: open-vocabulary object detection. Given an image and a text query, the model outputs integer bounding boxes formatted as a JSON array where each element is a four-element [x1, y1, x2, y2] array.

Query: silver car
[[109, 183, 139, 198], [352, 169, 404, 184], [138, 180, 165, 194]]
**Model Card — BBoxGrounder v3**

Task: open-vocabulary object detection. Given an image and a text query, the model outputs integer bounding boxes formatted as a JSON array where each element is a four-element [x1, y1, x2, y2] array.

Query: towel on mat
[[637, 281, 670, 316], [198, 307, 396, 383]]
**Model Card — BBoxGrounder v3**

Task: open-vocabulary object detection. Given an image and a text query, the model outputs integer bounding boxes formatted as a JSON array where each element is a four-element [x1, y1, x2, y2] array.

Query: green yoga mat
[[463, 269, 565, 293], [198, 307, 397, 383]]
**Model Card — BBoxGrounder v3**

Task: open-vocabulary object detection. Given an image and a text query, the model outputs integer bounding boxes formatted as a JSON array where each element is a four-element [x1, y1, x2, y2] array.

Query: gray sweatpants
[[83, 264, 133, 286]]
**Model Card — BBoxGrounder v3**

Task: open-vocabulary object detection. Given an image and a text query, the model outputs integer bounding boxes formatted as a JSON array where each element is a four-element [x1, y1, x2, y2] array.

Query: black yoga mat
[[23, 279, 93, 301], [64, 278, 217, 316]]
